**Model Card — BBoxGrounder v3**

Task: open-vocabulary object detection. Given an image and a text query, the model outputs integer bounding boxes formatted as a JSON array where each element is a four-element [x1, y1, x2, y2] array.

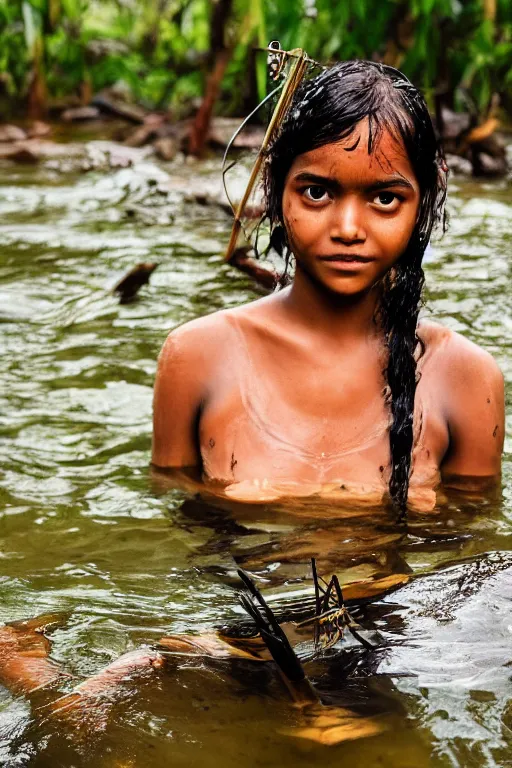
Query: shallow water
[[0, 147, 510, 767]]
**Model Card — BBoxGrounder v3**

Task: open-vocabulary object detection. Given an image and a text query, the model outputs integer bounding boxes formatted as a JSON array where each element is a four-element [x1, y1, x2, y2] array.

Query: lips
[[318, 254, 374, 263]]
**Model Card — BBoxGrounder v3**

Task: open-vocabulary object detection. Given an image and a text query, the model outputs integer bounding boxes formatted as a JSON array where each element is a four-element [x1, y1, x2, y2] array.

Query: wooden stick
[[224, 48, 309, 261]]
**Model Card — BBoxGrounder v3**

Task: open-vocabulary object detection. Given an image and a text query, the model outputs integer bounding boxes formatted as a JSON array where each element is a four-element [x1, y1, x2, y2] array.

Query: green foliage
[[0, 2, 30, 96], [0, 0, 510, 118]]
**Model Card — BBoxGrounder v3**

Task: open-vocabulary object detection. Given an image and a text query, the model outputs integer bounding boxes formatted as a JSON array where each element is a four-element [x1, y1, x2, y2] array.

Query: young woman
[[152, 60, 504, 515]]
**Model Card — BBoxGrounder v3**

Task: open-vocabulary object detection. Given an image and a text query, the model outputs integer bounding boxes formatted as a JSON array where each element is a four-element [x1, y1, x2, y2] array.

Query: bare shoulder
[[418, 319, 504, 391], [160, 309, 231, 355], [153, 309, 237, 468], [418, 320, 504, 478], [154, 310, 235, 423], [159, 293, 280, 357], [156, 310, 234, 387]]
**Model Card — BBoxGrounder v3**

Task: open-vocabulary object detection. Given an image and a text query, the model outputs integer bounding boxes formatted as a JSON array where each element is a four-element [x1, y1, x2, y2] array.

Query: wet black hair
[[263, 59, 448, 518]]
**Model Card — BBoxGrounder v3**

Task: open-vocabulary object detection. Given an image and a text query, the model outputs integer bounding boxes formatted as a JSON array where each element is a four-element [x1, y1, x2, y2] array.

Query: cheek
[[374, 205, 418, 254], [283, 197, 325, 248]]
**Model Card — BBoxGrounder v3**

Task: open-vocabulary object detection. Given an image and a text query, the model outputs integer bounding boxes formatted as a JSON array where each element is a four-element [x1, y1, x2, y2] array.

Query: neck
[[281, 265, 382, 344]]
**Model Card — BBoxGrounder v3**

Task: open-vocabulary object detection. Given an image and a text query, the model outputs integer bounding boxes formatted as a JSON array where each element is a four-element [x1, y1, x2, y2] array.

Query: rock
[[440, 107, 471, 141], [27, 139, 83, 158], [27, 120, 51, 138], [0, 145, 38, 163], [0, 138, 85, 166], [209, 117, 265, 150], [61, 106, 101, 122], [126, 120, 188, 155], [84, 140, 153, 170], [153, 137, 177, 161], [477, 131, 507, 155], [444, 153, 472, 176], [472, 150, 508, 177], [0, 124, 27, 142]]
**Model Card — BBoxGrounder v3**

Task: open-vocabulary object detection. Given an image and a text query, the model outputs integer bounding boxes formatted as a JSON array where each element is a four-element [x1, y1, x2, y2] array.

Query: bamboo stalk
[[224, 48, 309, 262]]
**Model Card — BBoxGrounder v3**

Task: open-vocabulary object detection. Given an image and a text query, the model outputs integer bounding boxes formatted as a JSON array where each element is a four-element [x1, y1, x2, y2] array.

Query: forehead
[[288, 119, 416, 183]]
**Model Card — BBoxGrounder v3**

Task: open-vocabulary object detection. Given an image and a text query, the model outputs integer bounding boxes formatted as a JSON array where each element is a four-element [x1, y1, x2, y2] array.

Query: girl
[[152, 60, 504, 516]]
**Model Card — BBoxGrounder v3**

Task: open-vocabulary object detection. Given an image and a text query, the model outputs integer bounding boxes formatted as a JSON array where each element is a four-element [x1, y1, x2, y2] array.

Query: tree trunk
[[188, 0, 233, 157]]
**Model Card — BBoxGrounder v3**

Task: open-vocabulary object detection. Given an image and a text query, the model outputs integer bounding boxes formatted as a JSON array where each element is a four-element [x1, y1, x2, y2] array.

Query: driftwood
[[228, 246, 279, 291], [61, 106, 101, 122], [91, 94, 148, 124], [113, 262, 159, 304]]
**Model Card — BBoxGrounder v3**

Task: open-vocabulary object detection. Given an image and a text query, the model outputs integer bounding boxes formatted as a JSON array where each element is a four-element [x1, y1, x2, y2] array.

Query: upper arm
[[151, 321, 213, 469], [440, 333, 505, 480]]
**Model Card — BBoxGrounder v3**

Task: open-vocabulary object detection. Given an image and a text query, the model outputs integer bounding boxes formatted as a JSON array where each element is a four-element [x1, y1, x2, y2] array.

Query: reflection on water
[[0, 152, 510, 767]]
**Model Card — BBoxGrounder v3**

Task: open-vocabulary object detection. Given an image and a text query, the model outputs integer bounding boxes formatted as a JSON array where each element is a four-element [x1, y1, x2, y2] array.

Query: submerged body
[[152, 291, 503, 508], [1, 553, 511, 754]]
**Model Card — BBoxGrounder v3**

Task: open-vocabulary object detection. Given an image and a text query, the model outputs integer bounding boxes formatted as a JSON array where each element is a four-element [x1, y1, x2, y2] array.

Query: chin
[[297, 260, 386, 298], [313, 270, 378, 298]]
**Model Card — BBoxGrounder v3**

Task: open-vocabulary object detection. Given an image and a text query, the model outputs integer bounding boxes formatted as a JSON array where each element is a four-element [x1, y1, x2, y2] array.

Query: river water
[[0, 145, 510, 767]]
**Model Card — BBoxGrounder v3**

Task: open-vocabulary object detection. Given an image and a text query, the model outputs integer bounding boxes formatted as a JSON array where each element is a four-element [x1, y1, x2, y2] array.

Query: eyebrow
[[291, 171, 415, 192]]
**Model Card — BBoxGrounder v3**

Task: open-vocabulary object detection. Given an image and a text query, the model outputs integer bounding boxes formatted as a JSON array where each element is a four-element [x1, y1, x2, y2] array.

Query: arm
[[439, 333, 505, 485], [152, 321, 212, 469]]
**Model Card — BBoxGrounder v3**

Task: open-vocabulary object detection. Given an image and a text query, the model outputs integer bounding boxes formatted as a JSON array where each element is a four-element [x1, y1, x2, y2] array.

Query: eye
[[303, 185, 330, 203], [372, 191, 401, 210]]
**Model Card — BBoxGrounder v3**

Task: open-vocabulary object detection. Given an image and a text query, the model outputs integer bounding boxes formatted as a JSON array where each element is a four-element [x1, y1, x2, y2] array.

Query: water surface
[[0, 148, 510, 767]]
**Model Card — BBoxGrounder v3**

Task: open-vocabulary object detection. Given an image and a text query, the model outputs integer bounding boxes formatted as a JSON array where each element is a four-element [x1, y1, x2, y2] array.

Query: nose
[[329, 197, 367, 244]]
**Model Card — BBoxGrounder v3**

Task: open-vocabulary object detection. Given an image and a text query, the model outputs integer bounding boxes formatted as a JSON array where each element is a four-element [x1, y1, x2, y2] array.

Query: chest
[[197, 333, 449, 486], [199, 366, 381, 486]]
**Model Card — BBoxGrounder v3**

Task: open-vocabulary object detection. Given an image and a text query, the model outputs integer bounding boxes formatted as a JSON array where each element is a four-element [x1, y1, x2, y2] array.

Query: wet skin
[[152, 121, 504, 506], [282, 120, 420, 299]]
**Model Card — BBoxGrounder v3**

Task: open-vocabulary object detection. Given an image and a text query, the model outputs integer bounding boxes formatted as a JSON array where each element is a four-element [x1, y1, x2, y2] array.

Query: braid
[[378, 232, 426, 518]]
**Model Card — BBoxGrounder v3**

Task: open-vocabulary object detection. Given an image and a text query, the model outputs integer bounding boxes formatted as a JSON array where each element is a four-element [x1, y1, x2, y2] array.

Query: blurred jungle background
[[0, 0, 511, 169]]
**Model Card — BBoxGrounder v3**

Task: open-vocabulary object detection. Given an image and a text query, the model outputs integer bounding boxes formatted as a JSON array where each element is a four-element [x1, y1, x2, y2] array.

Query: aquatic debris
[[113, 262, 159, 304], [238, 559, 378, 669], [229, 246, 279, 291], [296, 559, 377, 651], [236, 563, 391, 744]]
